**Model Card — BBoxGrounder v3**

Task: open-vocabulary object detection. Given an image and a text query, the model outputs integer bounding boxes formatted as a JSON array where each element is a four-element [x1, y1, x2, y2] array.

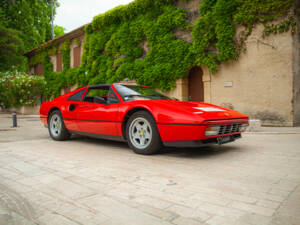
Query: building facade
[[25, 0, 300, 126], [165, 21, 300, 126]]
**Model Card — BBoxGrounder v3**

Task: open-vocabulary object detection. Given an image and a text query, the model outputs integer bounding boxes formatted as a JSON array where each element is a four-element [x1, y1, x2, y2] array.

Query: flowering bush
[[0, 71, 47, 108]]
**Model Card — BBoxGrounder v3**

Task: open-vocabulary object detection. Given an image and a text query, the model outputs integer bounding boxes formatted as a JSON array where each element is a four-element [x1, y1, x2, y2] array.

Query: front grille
[[218, 124, 241, 135]]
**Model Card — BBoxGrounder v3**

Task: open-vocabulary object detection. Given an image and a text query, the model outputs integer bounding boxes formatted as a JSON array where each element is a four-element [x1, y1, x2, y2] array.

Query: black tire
[[126, 111, 162, 155], [48, 110, 70, 141]]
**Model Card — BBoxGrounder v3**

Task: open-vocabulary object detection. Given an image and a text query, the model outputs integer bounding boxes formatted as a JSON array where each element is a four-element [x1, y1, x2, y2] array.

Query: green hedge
[[0, 71, 47, 108]]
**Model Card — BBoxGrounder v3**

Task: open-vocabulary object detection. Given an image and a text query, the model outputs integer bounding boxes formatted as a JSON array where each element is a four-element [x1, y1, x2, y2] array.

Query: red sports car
[[40, 83, 249, 154]]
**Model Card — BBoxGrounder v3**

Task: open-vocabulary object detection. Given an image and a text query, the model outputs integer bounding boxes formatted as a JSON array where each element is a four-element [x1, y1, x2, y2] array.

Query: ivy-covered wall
[[27, 0, 297, 98]]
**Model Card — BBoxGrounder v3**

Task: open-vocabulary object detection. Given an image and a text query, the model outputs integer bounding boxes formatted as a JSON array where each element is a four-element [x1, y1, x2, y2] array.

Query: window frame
[[67, 89, 86, 102], [82, 85, 120, 105]]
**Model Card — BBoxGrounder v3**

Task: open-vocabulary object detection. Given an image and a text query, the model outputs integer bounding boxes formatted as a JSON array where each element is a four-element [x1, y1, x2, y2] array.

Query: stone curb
[[1, 115, 40, 119], [245, 132, 300, 134]]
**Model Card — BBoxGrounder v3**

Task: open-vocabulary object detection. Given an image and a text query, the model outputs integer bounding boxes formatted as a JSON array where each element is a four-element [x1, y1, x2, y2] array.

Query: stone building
[[24, 0, 300, 126], [25, 25, 85, 94]]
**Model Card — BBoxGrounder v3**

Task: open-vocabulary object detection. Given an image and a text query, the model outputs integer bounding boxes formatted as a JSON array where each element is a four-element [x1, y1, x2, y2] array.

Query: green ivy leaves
[[29, 0, 296, 98]]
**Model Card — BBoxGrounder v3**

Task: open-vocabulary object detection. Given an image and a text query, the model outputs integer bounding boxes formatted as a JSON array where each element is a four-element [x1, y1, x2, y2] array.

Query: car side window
[[107, 88, 119, 104], [83, 86, 119, 104], [67, 89, 86, 101]]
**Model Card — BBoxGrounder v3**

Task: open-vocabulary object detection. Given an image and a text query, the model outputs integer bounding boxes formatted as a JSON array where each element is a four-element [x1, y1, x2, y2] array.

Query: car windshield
[[114, 84, 170, 101]]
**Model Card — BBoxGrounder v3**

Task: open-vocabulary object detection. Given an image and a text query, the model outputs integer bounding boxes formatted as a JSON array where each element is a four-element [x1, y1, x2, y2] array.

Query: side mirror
[[93, 96, 106, 104]]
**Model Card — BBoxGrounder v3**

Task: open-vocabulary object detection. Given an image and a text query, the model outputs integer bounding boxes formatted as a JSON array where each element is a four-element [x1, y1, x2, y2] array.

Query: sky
[[54, 0, 134, 32]]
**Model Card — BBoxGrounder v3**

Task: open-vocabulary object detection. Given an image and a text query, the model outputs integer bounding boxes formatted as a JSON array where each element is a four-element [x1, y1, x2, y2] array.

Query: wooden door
[[188, 67, 204, 102]]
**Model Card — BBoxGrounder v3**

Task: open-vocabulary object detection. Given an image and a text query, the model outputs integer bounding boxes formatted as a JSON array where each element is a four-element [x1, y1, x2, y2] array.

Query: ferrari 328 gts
[[40, 83, 249, 154]]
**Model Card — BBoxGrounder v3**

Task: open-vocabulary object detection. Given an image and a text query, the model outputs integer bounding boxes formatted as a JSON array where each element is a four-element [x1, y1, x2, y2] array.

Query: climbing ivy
[[263, 16, 297, 37], [61, 40, 71, 72], [28, 0, 297, 98], [40, 41, 82, 98]]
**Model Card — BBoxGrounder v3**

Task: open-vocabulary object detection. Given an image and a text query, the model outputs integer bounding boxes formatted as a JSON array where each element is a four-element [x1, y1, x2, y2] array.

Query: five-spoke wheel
[[126, 111, 162, 154], [49, 113, 62, 138], [48, 110, 70, 141], [129, 117, 152, 149]]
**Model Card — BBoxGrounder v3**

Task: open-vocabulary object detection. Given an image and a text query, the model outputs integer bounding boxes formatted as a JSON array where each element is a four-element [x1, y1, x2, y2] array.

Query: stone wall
[[50, 54, 57, 72], [210, 23, 294, 126], [7, 98, 41, 115], [165, 0, 297, 126], [25, 0, 298, 126]]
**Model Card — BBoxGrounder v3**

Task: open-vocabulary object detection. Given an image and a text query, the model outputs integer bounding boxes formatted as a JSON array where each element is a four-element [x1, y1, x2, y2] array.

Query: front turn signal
[[205, 126, 220, 136]]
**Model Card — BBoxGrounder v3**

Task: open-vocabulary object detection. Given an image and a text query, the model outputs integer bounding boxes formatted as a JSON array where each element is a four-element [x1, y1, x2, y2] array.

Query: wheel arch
[[122, 107, 156, 140], [48, 107, 60, 122]]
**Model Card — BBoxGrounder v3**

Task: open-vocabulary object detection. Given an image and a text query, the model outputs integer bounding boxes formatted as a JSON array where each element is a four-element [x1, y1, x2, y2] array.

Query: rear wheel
[[126, 111, 162, 155], [48, 110, 70, 141]]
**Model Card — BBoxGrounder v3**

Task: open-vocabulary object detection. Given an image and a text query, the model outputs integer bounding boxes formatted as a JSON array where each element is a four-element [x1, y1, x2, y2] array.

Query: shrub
[[0, 71, 47, 108]]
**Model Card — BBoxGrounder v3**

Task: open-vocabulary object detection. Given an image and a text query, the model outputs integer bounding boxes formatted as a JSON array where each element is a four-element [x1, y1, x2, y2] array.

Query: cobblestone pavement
[[0, 114, 300, 225]]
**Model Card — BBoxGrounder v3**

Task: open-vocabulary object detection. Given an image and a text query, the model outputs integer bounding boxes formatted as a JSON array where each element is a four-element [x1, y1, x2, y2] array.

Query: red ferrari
[[40, 83, 249, 154]]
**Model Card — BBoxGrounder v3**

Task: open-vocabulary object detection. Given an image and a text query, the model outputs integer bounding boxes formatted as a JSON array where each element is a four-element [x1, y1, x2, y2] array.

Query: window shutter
[[56, 52, 62, 72], [34, 63, 43, 76], [73, 46, 81, 68]]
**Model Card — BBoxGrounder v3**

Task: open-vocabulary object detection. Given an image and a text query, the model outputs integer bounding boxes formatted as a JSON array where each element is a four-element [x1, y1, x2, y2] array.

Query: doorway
[[188, 66, 204, 102]]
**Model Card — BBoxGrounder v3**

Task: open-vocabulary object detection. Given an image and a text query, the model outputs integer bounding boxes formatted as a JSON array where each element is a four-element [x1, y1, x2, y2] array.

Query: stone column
[[202, 66, 211, 103]]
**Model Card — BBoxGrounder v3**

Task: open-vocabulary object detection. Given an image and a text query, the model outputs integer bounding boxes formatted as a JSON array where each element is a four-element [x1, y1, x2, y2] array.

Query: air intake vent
[[218, 124, 241, 135]]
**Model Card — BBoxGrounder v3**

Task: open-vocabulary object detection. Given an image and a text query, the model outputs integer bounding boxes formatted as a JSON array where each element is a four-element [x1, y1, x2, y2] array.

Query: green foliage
[[61, 40, 71, 72], [54, 25, 66, 38], [0, 0, 58, 51], [28, 0, 297, 96], [82, 5, 191, 90], [191, 0, 295, 72], [263, 16, 297, 37], [233, 0, 294, 25], [0, 24, 25, 71], [74, 38, 81, 46], [41, 40, 83, 98], [28, 44, 59, 68], [0, 0, 59, 71], [0, 71, 47, 108]]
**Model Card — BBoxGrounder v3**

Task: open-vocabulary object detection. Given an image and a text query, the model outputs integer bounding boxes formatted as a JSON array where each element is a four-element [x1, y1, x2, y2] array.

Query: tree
[[0, 25, 25, 72], [0, 0, 59, 71], [54, 25, 66, 38]]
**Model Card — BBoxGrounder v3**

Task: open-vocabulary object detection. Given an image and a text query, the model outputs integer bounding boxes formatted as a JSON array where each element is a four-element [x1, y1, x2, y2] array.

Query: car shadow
[[160, 145, 239, 158], [70, 134, 129, 148], [69, 134, 239, 158]]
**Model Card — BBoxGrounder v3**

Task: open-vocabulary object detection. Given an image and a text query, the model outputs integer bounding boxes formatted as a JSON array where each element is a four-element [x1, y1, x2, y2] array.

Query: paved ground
[[0, 114, 300, 225]]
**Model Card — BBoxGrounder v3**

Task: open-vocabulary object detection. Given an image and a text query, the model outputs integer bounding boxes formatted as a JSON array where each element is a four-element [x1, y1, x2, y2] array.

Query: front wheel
[[126, 111, 162, 155], [48, 110, 70, 141]]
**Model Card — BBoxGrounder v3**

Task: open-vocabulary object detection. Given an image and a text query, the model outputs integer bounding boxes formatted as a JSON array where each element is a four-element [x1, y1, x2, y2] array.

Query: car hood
[[147, 100, 248, 124]]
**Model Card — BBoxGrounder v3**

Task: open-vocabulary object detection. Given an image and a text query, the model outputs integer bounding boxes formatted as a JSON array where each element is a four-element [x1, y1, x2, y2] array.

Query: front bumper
[[163, 133, 241, 148]]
